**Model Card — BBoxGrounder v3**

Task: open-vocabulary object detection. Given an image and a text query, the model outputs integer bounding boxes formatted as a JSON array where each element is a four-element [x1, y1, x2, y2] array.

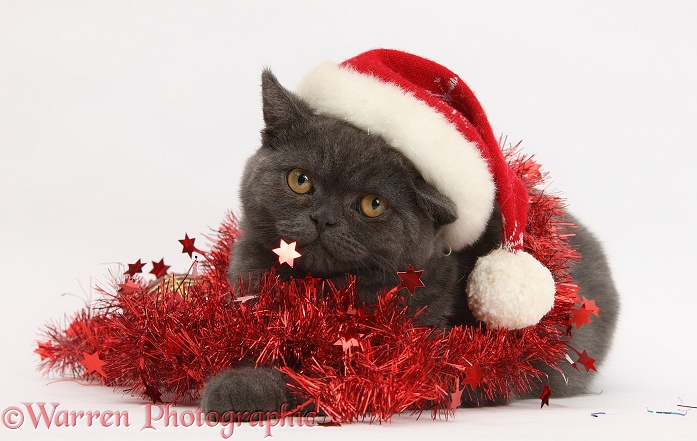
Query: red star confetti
[[35, 341, 56, 365], [397, 264, 425, 295], [143, 382, 163, 404], [124, 259, 146, 277], [273, 239, 301, 268], [576, 350, 597, 372], [449, 378, 465, 410], [118, 278, 141, 294], [462, 363, 484, 388], [334, 330, 363, 353], [81, 351, 106, 377], [581, 296, 602, 317], [303, 273, 322, 288], [179, 234, 201, 258], [150, 259, 170, 279], [334, 336, 361, 352], [570, 305, 593, 329], [540, 384, 551, 408]]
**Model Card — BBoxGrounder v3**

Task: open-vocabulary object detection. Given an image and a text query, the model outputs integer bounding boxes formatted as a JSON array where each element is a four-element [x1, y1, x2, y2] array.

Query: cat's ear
[[413, 178, 458, 229], [261, 69, 312, 133]]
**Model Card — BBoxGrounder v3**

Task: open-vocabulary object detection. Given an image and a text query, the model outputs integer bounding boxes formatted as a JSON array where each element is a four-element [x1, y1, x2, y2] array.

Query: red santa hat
[[295, 49, 555, 330]]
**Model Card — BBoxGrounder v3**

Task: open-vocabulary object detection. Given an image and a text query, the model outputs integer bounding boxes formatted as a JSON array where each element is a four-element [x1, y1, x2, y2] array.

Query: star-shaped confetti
[[81, 351, 106, 377], [118, 277, 141, 294], [303, 273, 322, 288], [449, 378, 465, 410], [124, 259, 146, 277], [334, 330, 363, 353], [576, 350, 597, 372], [334, 336, 361, 352], [397, 264, 425, 295], [462, 363, 484, 388], [35, 341, 57, 365], [273, 239, 302, 268], [143, 382, 163, 404], [150, 259, 170, 279], [570, 305, 593, 329], [581, 296, 602, 317], [178, 234, 201, 258], [540, 384, 551, 408]]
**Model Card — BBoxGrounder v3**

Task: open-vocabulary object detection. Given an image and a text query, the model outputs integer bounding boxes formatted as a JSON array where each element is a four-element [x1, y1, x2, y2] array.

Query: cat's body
[[201, 70, 619, 418]]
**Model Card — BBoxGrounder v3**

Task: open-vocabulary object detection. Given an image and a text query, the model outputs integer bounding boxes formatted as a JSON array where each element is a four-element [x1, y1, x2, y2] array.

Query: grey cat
[[201, 70, 620, 418]]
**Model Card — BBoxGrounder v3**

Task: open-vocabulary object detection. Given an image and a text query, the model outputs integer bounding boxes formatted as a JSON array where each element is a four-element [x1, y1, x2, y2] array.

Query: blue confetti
[[646, 408, 688, 416]]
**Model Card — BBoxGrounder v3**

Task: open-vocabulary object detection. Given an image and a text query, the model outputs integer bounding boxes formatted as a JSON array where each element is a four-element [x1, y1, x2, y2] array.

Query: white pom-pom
[[466, 248, 555, 330]]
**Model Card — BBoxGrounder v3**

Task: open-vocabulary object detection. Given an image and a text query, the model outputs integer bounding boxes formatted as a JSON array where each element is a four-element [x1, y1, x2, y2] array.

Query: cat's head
[[238, 70, 458, 278]]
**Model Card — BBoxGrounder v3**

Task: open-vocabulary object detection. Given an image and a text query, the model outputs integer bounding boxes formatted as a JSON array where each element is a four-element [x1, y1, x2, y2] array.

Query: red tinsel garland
[[36, 146, 595, 422]]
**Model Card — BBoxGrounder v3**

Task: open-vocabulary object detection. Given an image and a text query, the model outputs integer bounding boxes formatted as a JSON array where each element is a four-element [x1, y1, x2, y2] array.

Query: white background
[[1, 1, 696, 439]]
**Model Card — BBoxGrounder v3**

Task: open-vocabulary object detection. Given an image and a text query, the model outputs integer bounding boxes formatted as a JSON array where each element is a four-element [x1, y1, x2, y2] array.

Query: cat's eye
[[287, 168, 314, 194], [359, 195, 388, 218]]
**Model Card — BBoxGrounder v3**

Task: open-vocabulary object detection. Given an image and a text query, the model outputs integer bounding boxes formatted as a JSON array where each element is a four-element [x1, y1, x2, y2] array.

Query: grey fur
[[535, 217, 620, 397], [201, 70, 619, 416], [201, 366, 292, 421]]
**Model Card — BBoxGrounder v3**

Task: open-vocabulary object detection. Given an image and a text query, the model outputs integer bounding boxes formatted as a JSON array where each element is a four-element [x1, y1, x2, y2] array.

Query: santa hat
[[295, 49, 555, 330]]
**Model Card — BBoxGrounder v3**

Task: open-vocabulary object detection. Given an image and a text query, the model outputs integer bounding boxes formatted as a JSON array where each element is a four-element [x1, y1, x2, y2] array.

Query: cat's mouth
[[292, 236, 360, 278]]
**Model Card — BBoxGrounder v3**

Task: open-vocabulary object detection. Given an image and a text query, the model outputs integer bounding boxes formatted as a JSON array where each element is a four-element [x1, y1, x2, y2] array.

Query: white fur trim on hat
[[296, 62, 496, 251], [466, 248, 556, 330]]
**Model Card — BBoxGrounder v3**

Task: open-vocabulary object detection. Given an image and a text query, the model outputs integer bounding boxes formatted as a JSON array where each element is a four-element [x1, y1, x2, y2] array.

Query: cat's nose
[[310, 213, 336, 233]]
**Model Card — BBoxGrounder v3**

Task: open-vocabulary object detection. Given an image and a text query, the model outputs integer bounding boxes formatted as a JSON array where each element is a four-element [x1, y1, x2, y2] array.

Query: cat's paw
[[201, 367, 292, 422]]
